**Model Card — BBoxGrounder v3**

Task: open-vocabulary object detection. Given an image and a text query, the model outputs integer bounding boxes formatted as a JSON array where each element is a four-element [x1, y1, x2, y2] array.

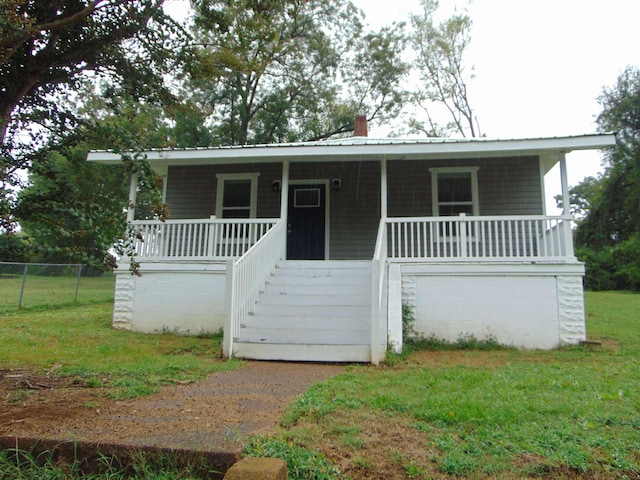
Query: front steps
[[233, 260, 374, 362]]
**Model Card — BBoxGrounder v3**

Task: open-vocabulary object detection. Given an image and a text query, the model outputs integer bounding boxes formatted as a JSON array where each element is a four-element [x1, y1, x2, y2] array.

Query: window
[[294, 188, 321, 208], [215, 173, 259, 218], [430, 167, 479, 216]]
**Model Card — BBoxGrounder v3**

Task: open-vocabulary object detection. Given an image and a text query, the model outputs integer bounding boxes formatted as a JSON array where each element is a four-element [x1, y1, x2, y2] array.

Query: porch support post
[[559, 153, 575, 257], [380, 157, 388, 219], [280, 160, 289, 219], [559, 153, 570, 216], [126, 171, 139, 222]]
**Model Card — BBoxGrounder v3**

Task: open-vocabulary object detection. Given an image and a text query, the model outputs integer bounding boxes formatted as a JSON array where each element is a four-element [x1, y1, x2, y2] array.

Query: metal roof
[[87, 133, 616, 166]]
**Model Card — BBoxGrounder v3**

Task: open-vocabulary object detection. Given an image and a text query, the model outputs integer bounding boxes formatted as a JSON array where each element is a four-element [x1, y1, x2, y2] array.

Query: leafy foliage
[[0, 231, 31, 262], [0, 0, 186, 231], [572, 66, 640, 290], [15, 144, 128, 268], [577, 66, 640, 247], [408, 0, 478, 137], [188, 0, 408, 145]]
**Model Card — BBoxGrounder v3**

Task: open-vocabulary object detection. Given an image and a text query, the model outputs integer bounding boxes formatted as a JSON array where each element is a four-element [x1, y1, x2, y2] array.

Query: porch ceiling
[[88, 133, 616, 169]]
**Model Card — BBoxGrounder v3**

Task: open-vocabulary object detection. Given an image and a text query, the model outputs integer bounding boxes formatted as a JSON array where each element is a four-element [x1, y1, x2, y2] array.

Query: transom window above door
[[215, 173, 259, 218], [430, 167, 479, 216]]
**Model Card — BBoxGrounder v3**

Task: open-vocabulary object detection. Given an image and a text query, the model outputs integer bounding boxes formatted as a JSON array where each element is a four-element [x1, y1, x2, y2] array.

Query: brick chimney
[[354, 112, 368, 137]]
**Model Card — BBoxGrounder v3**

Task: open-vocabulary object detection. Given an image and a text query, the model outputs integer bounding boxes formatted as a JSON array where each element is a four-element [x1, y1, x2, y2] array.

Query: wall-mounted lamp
[[272, 180, 281, 193], [331, 178, 342, 191]]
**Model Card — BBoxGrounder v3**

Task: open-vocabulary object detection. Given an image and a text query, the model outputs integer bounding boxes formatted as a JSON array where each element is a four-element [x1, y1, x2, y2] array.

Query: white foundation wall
[[401, 263, 586, 349], [112, 262, 227, 334]]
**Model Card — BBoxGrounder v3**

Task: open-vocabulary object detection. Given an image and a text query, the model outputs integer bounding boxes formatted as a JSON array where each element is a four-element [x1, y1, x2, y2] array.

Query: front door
[[287, 184, 326, 260]]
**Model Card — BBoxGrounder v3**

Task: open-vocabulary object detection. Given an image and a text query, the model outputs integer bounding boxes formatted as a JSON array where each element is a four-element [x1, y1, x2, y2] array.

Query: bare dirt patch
[[407, 349, 515, 368]]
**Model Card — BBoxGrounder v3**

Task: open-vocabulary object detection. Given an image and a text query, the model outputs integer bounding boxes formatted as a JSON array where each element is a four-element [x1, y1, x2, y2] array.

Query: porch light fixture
[[272, 180, 281, 192], [331, 178, 341, 191]]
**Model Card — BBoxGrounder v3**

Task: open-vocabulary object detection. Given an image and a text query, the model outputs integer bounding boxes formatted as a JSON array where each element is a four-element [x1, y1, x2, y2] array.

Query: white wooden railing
[[387, 215, 575, 260], [223, 219, 286, 358], [129, 218, 279, 260], [371, 218, 388, 365]]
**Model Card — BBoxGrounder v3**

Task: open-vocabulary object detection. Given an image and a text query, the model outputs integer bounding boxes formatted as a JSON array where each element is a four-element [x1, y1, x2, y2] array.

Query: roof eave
[[87, 133, 617, 166]]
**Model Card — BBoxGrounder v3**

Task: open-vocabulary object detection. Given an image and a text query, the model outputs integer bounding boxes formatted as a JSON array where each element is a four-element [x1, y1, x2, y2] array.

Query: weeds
[[0, 447, 218, 479], [244, 437, 340, 480]]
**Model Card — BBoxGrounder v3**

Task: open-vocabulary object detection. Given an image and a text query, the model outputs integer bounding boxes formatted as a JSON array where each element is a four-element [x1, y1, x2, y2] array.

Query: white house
[[88, 122, 616, 364]]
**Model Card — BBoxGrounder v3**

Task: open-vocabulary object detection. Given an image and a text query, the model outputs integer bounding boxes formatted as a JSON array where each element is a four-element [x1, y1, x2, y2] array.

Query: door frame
[[288, 179, 330, 260]]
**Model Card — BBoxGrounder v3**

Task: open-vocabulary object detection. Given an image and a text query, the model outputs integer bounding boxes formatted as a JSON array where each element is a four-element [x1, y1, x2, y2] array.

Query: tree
[[10, 81, 216, 267], [408, 0, 478, 137], [571, 66, 640, 290], [15, 144, 129, 268], [555, 174, 606, 222], [188, 0, 408, 145], [0, 0, 185, 230], [575, 66, 640, 249]]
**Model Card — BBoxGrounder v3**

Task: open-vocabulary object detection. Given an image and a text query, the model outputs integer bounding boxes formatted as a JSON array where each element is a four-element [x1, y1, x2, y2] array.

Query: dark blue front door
[[287, 184, 326, 260]]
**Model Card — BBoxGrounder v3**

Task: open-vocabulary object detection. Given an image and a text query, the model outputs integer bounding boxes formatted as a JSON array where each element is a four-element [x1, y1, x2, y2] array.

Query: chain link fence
[[0, 262, 115, 313]]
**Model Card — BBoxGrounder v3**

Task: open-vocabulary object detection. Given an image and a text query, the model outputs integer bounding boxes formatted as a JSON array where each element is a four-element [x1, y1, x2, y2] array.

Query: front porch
[[116, 214, 582, 363], [128, 214, 575, 264]]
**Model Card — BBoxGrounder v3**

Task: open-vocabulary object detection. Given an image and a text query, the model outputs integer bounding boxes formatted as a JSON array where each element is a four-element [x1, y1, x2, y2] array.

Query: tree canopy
[[187, 0, 408, 145], [1, 0, 481, 267], [576, 66, 640, 248], [571, 66, 640, 290], [15, 144, 129, 267], [0, 0, 183, 230], [408, 0, 478, 137]]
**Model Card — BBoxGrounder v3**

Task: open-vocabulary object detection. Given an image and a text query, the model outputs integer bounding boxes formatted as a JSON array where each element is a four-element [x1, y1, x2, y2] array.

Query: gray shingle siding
[[165, 163, 282, 219], [164, 156, 542, 259], [387, 156, 542, 217]]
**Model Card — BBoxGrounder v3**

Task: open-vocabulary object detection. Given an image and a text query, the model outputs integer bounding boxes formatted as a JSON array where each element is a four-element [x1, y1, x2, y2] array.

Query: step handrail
[[223, 218, 286, 358], [371, 218, 388, 365]]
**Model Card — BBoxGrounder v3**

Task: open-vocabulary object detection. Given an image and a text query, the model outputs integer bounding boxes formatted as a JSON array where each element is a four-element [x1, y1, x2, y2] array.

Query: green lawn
[[252, 291, 640, 479], [0, 302, 239, 399], [1, 291, 638, 479], [0, 274, 115, 313]]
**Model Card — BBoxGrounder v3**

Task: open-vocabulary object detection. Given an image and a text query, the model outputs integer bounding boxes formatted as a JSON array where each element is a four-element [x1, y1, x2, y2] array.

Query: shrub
[[576, 246, 616, 291], [612, 235, 640, 290], [578, 236, 640, 291]]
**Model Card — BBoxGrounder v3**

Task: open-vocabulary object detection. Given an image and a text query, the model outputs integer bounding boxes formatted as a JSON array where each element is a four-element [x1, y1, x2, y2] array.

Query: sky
[[166, 0, 640, 190], [349, 0, 640, 189]]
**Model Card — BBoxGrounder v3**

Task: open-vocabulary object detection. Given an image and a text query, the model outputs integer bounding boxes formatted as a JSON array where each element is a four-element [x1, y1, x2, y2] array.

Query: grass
[[0, 274, 115, 314], [0, 302, 240, 399], [0, 447, 219, 479], [249, 291, 640, 479], [1, 291, 639, 479]]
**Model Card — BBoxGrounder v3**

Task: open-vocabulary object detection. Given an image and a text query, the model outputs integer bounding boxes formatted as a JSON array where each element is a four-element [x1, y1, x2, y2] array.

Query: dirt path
[[0, 361, 345, 453]]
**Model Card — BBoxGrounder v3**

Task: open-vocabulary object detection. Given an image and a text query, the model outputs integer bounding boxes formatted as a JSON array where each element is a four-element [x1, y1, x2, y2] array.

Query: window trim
[[215, 173, 259, 218], [429, 167, 479, 217]]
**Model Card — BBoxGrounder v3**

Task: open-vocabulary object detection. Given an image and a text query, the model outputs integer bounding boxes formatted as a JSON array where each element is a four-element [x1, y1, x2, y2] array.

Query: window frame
[[215, 173, 260, 219], [430, 167, 480, 217]]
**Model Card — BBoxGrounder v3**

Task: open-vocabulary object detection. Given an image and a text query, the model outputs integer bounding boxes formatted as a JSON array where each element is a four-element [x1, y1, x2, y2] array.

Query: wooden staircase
[[233, 260, 374, 362]]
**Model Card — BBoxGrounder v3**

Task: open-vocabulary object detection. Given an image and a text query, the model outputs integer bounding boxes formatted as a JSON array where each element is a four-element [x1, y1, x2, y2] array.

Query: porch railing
[[371, 218, 388, 365], [129, 218, 279, 260], [387, 215, 574, 261], [223, 218, 286, 358]]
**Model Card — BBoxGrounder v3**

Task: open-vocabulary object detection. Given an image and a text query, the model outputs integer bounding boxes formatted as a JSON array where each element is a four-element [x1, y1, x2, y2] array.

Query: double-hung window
[[430, 167, 479, 217], [215, 173, 259, 219]]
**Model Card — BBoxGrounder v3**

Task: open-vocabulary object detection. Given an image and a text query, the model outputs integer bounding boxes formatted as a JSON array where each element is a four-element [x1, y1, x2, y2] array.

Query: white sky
[[351, 0, 640, 190]]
